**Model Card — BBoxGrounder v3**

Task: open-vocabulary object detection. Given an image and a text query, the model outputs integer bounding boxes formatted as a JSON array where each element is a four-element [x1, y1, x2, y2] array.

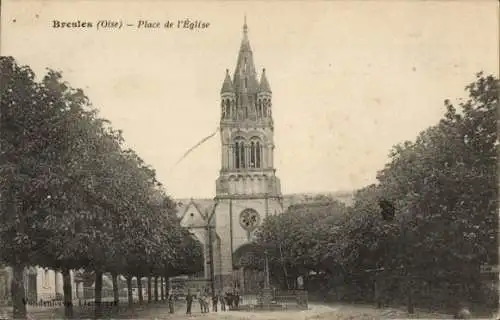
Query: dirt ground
[[7, 302, 457, 320]]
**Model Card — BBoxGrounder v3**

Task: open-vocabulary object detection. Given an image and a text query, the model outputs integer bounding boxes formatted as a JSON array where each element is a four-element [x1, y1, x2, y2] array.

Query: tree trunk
[[160, 277, 165, 301], [164, 275, 169, 298], [147, 277, 152, 303], [154, 277, 159, 302], [137, 276, 143, 304], [374, 277, 382, 308], [126, 276, 133, 306], [62, 268, 74, 319], [11, 263, 27, 319], [94, 271, 103, 319], [407, 276, 414, 314], [111, 272, 119, 306]]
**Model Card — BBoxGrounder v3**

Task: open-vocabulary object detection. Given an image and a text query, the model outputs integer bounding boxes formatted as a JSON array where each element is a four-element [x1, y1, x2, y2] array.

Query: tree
[[0, 57, 78, 318], [376, 73, 498, 278], [1, 57, 200, 318], [333, 73, 498, 309], [248, 200, 349, 289]]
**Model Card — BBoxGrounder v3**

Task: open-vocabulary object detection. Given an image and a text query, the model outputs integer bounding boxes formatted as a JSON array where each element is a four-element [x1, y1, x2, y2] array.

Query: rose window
[[239, 209, 260, 231]]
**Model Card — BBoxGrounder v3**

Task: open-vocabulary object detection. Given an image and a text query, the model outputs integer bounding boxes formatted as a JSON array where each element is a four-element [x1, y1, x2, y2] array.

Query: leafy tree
[[328, 72, 498, 310], [248, 200, 348, 289], [0, 57, 78, 318], [1, 57, 202, 318]]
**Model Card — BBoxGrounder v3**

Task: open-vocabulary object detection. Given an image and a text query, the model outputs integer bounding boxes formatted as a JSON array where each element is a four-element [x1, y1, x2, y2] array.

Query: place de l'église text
[[52, 19, 210, 30]]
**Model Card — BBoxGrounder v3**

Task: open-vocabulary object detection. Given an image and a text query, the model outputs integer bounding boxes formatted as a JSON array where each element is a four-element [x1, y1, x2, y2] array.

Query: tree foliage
[[246, 73, 498, 311], [0, 57, 202, 318]]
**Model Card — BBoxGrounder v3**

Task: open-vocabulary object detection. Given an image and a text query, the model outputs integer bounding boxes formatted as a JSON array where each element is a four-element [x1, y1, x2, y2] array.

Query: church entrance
[[233, 243, 266, 294]]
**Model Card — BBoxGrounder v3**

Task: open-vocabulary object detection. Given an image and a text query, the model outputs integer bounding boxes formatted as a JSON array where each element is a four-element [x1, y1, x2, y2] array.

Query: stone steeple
[[233, 18, 259, 97], [219, 17, 275, 123], [213, 18, 283, 294]]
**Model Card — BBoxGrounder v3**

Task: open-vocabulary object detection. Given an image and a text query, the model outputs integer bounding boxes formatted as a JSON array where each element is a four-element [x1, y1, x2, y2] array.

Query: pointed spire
[[233, 16, 258, 94], [240, 15, 250, 51], [259, 68, 271, 93], [220, 69, 234, 94], [243, 14, 248, 39]]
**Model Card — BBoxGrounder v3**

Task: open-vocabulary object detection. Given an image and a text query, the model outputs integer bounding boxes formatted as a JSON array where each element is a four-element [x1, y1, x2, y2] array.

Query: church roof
[[259, 68, 272, 93], [175, 198, 215, 220], [220, 69, 234, 94]]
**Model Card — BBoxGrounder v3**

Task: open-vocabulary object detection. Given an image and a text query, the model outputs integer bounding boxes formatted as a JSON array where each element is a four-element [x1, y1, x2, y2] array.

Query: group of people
[[184, 288, 241, 314]]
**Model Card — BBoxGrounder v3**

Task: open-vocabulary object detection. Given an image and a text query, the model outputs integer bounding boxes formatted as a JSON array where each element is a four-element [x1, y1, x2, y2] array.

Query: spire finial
[[243, 14, 248, 36]]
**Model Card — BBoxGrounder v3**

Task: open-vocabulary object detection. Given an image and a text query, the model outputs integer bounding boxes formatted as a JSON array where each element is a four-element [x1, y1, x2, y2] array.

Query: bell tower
[[213, 18, 283, 292], [217, 18, 282, 199]]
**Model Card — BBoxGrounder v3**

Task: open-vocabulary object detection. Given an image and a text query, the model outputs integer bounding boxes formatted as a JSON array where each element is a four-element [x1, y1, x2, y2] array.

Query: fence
[[237, 290, 308, 311]]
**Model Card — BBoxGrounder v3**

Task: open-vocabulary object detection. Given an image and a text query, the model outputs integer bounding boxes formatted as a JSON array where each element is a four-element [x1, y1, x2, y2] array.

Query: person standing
[[219, 291, 226, 311], [198, 290, 205, 313], [234, 290, 240, 309], [204, 291, 210, 313], [186, 290, 193, 315], [226, 292, 233, 310], [168, 294, 175, 314], [212, 293, 218, 312]]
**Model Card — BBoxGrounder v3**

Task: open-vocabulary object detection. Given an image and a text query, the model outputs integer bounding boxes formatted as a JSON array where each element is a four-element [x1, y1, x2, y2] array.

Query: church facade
[[176, 21, 354, 294], [177, 20, 283, 294]]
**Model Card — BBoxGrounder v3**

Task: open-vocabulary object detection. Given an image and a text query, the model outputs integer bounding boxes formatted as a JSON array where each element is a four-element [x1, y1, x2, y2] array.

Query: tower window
[[235, 142, 240, 169], [256, 142, 261, 168], [226, 99, 231, 118], [244, 78, 248, 89], [234, 139, 247, 169], [248, 139, 262, 169], [240, 142, 246, 168], [250, 141, 256, 168]]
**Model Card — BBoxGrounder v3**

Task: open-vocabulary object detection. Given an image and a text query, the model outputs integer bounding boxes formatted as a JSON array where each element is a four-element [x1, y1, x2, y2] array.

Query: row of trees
[[244, 73, 498, 313], [0, 57, 203, 319]]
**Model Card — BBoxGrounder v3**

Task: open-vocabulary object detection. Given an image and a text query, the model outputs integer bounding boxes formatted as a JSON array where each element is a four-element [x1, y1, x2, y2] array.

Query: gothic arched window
[[226, 99, 231, 118], [240, 142, 246, 168], [256, 141, 261, 168], [244, 78, 248, 89], [249, 138, 262, 169], [234, 138, 246, 169], [235, 141, 240, 169], [250, 141, 256, 168]]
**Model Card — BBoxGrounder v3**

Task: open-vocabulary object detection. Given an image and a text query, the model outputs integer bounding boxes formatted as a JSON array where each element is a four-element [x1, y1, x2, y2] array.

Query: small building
[[0, 266, 78, 304]]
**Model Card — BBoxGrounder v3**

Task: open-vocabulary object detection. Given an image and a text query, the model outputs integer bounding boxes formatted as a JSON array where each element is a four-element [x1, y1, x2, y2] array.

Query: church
[[174, 19, 355, 294], [176, 19, 283, 294]]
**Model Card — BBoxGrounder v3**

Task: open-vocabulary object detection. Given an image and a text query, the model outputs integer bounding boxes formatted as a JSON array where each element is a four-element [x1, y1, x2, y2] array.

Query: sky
[[1, 0, 498, 199]]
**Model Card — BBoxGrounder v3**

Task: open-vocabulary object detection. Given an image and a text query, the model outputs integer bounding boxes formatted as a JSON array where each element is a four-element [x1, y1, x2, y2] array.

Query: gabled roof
[[176, 198, 215, 224]]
